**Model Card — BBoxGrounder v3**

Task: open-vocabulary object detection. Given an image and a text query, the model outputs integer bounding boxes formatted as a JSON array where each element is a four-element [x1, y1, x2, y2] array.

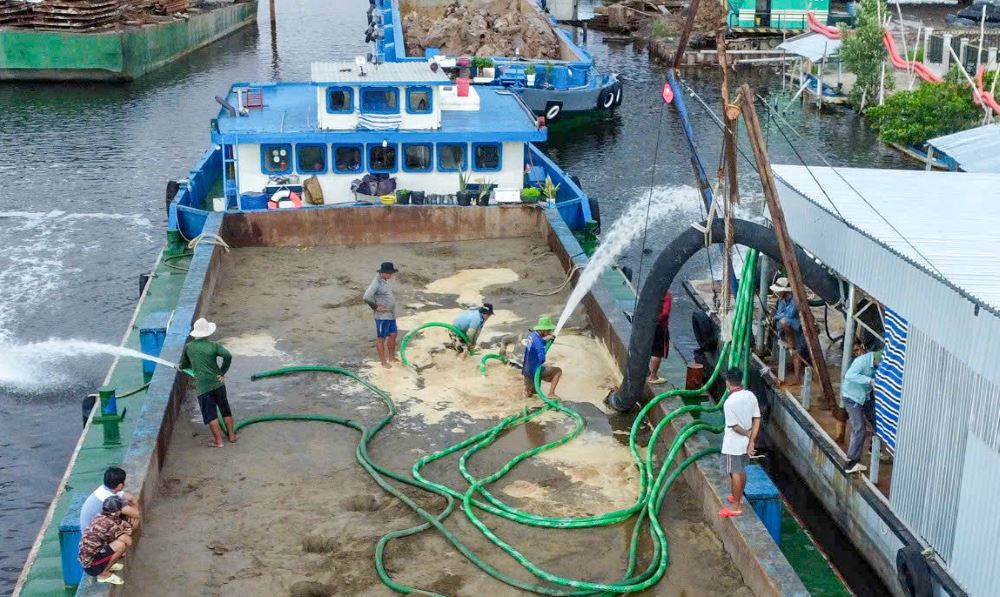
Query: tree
[[866, 75, 981, 147], [840, 0, 893, 110]]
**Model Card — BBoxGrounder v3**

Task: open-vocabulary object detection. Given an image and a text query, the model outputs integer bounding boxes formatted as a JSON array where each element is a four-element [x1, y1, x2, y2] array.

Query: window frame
[[406, 86, 433, 114], [260, 143, 294, 175], [326, 86, 354, 114], [472, 142, 503, 172], [360, 86, 400, 115], [437, 142, 467, 173], [401, 143, 434, 173], [296, 143, 328, 174], [332, 143, 365, 174], [367, 143, 399, 174]]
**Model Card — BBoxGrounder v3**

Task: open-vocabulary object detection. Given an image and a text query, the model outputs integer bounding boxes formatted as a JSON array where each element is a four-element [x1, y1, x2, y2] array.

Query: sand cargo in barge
[[371, 0, 621, 123]]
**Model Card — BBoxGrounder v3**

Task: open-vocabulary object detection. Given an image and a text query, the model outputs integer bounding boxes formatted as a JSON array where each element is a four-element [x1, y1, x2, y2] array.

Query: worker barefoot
[[522, 316, 562, 398], [180, 318, 237, 448], [719, 367, 761, 518], [364, 261, 399, 368]]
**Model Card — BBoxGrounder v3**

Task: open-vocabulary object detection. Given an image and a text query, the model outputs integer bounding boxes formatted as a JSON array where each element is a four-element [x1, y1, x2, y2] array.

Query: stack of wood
[[28, 0, 123, 30], [0, 1, 33, 26], [157, 0, 188, 14]]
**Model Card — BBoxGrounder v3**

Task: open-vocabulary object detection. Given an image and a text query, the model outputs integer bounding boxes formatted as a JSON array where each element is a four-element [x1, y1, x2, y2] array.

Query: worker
[[842, 347, 882, 474], [179, 317, 237, 448], [647, 291, 673, 385], [80, 467, 141, 532], [719, 367, 761, 518], [770, 277, 807, 384], [451, 303, 494, 352], [78, 496, 133, 586], [522, 316, 562, 398], [364, 261, 399, 368]]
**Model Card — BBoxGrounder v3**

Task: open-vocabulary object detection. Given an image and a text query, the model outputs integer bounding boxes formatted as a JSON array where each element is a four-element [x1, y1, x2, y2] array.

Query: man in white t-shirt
[[719, 368, 761, 518], [80, 467, 141, 531]]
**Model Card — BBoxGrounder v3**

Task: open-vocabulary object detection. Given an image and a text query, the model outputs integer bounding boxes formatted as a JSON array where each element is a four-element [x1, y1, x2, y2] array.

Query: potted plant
[[473, 56, 495, 79], [520, 187, 542, 205], [396, 188, 411, 205], [543, 61, 555, 87], [456, 171, 473, 206], [541, 175, 560, 208], [525, 64, 537, 86], [475, 178, 494, 206]]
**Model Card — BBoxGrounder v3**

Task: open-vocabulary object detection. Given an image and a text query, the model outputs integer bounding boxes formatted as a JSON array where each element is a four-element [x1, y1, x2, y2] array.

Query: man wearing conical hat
[[179, 318, 237, 448], [522, 315, 562, 399]]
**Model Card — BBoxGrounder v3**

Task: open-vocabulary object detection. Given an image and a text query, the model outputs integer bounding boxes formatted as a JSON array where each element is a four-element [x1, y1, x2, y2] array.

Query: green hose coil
[[235, 250, 760, 595]]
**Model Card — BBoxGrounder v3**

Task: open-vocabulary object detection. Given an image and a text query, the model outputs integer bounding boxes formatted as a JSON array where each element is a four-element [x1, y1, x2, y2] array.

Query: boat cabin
[[210, 60, 546, 209]]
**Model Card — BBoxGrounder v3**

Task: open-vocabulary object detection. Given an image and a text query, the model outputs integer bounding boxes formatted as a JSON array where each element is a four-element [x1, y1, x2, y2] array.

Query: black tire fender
[[166, 180, 180, 211], [588, 196, 601, 229], [598, 87, 615, 111], [613, 80, 623, 107], [896, 546, 933, 597], [544, 101, 562, 123]]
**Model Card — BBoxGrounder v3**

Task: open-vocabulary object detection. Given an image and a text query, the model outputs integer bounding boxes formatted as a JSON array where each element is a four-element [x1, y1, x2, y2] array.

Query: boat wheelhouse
[[172, 60, 595, 241], [370, 0, 621, 123]]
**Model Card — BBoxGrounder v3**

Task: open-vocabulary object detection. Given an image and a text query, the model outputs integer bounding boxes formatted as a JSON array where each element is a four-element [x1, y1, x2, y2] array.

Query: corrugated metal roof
[[310, 61, 450, 84], [773, 165, 1000, 313], [927, 123, 1000, 173], [777, 33, 841, 61]]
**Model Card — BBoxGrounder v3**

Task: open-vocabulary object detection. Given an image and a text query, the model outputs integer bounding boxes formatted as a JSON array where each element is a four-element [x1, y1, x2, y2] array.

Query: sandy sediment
[[123, 236, 748, 596]]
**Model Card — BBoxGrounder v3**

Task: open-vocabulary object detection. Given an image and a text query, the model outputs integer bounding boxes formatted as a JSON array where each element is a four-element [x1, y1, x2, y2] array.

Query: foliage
[[520, 187, 542, 203], [396, 188, 410, 195], [458, 171, 469, 192], [544, 61, 555, 76], [525, 64, 537, 75], [476, 177, 494, 202], [840, 0, 893, 110], [541, 175, 560, 200], [905, 47, 924, 63], [472, 56, 494, 68], [649, 17, 677, 40], [866, 78, 981, 146]]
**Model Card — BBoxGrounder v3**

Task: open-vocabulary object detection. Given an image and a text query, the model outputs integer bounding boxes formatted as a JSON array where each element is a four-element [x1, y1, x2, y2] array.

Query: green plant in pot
[[541, 175, 560, 207], [475, 178, 495, 206], [396, 188, 411, 205], [525, 64, 537, 85], [456, 171, 473, 206], [520, 187, 542, 205]]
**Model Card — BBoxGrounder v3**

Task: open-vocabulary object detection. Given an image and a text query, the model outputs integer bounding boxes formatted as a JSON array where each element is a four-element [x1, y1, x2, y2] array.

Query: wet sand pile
[[124, 236, 748, 596], [401, 0, 562, 59]]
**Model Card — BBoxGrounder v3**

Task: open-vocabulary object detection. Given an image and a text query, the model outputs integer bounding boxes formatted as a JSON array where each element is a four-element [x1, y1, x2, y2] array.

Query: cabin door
[[755, 0, 771, 26]]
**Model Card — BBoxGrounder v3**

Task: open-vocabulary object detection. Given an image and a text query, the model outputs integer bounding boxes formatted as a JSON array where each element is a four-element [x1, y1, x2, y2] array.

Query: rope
[[521, 265, 583, 296], [633, 95, 668, 306]]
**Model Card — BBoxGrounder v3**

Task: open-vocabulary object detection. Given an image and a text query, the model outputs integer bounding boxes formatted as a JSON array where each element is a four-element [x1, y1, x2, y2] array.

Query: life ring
[[544, 101, 562, 123], [598, 88, 615, 111], [613, 80, 624, 107], [692, 310, 720, 353], [268, 189, 303, 210], [896, 546, 932, 597]]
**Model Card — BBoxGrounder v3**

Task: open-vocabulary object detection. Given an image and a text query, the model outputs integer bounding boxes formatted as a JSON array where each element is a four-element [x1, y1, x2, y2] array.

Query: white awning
[[927, 124, 1000, 173], [777, 33, 841, 61]]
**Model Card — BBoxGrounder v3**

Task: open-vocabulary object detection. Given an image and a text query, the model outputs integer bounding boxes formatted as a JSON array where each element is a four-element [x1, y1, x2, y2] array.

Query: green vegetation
[[650, 17, 677, 40], [840, 0, 893, 110], [867, 72, 981, 147], [905, 47, 924, 63], [520, 187, 542, 204], [472, 56, 494, 68], [525, 64, 536, 75]]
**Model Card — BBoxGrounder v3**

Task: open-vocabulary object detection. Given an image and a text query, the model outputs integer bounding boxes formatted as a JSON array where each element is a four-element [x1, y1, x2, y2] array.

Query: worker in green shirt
[[179, 318, 237, 448]]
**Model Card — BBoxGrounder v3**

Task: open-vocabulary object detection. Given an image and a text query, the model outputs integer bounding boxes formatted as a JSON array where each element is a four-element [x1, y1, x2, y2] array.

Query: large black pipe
[[609, 218, 842, 411]]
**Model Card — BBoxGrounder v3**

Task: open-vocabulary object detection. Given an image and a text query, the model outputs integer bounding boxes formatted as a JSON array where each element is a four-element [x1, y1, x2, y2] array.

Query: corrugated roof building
[[772, 165, 1000, 596]]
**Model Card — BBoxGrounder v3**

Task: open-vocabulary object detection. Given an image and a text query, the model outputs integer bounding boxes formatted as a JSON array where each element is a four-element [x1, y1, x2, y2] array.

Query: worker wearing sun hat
[[770, 277, 807, 384], [179, 317, 237, 448], [363, 261, 399, 368], [522, 315, 562, 398]]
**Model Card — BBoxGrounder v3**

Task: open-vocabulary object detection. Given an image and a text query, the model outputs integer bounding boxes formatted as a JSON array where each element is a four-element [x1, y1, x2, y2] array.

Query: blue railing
[[169, 146, 222, 240], [526, 144, 591, 230]]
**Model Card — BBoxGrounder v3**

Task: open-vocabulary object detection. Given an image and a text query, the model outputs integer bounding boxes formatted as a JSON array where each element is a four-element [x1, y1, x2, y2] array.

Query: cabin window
[[261, 144, 293, 174], [406, 86, 432, 114], [327, 87, 353, 113], [368, 143, 398, 173], [333, 144, 363, 173], [472, 143, 502, 171], [360, 87, 399, 114], [403, 143, 433, 172], [296, 144, 327, 174], [437, 143, 466, 172]]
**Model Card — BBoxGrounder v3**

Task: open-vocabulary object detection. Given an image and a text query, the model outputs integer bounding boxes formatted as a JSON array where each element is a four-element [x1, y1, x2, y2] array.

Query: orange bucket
[[457, 77, 470, 97]]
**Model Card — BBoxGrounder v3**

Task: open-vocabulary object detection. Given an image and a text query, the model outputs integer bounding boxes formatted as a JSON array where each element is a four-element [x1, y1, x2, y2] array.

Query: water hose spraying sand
[[232, 251, 759, 594]]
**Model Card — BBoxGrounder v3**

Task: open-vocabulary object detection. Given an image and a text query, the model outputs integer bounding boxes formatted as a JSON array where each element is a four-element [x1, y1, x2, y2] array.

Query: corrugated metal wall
[[891, 326, 1000, 566], [950, 431, 1000, 596]]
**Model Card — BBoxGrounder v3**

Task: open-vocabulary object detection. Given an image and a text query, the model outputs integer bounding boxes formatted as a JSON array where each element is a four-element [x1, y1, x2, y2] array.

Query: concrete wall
[[221, 204, 543, 247], [237, 141, 524, 200], [0, 2, 256, 81], [540, 211, 808, 597]]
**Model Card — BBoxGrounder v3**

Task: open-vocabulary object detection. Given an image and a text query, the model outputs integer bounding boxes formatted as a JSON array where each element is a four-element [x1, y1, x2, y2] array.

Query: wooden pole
[[673, 0, 701, 69], [736, 84, 837, 410], [716, 28, 740, 311]]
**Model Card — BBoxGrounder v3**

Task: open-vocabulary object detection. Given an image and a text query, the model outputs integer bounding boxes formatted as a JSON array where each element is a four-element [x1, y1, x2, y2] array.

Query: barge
[[0, 0, 257, 82], [371, 0, 621, 123], [14, 57, 841, 596]]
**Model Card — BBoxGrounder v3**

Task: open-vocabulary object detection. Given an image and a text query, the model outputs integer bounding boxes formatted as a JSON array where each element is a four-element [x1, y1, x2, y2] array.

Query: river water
[[0, 0, 910, 590]]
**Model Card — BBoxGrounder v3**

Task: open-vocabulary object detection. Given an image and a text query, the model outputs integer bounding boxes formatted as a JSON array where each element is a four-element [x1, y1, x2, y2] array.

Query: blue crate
[[58, 492, 89, 587], [745, 464, 782, 546]]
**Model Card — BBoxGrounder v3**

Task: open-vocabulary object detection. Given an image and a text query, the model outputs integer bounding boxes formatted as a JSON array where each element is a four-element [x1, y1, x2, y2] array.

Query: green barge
[[0, 1, 256, 82]]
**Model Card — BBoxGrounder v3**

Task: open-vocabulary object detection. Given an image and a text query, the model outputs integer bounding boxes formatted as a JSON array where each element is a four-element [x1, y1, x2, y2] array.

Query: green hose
[[234, 250, 760, 594], [398, 322, 470, 369]]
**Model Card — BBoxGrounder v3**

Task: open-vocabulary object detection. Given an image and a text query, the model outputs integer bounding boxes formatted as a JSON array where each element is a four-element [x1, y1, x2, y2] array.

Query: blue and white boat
[[173, 59, 597, 239], [368, 0, 621, 123]]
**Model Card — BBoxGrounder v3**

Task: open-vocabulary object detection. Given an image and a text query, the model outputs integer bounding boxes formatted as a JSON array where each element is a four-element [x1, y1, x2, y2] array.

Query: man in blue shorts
[[364, 261, 399, 368]]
